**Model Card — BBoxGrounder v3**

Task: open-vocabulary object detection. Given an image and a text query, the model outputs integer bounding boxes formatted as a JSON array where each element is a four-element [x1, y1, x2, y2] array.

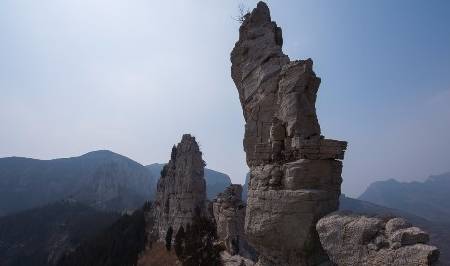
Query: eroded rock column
[[231, 2, 347, 265], [153, 134, 207, 239]]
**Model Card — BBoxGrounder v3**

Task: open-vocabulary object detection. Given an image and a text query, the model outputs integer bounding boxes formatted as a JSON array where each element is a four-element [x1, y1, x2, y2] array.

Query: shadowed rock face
[[213, 185, 246, 255], [317, 213, 440, 266], [231, 2, 347, 265], [212, 184, 256, 261], [153, 134, 206, 239]]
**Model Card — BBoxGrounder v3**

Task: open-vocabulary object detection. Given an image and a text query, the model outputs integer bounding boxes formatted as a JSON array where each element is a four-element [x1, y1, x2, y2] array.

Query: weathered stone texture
[[153, 134, 207, 239], [213, 184, 256, 261], [221, 251, 256, 266], [231, 2, 346, 265], [317, 212, 440, 266]]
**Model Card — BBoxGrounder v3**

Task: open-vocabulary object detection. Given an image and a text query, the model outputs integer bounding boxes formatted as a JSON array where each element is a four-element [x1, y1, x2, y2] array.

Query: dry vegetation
[[138, 242, 179, 266]]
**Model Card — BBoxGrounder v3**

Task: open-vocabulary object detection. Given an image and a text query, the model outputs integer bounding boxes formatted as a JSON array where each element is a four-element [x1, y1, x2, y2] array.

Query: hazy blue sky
[[1, 0, 449, 196]]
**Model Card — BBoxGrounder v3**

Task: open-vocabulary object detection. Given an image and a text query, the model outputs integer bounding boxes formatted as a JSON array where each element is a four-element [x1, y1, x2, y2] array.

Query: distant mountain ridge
[[358, 172, 450, 222], [146, 163, 231, 200], [354, 172, 450, 263], [0, 150, 155, 216], [340, 195, 450, 263]]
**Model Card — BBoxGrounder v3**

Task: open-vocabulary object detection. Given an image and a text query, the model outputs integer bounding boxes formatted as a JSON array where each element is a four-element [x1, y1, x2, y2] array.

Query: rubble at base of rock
[[316, 212, 440, 266]]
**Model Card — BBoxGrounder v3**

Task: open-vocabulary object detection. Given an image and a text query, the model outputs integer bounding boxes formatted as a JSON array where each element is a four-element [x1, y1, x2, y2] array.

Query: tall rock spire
[[231, 2, 347, 265], [153, 134, 207, 239]]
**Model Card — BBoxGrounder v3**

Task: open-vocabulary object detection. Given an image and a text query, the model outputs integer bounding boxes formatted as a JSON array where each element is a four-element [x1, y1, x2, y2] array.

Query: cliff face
[[146, 163, 232, 200], [231, 2, 346, 265], [153, 134, 207, 239]]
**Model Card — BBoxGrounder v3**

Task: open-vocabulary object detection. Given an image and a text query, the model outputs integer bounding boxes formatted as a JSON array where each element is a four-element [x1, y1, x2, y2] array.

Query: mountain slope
[[0, 201, 119, 266], [340, 195, 430, 227], [57, 203, 151, 266], [0, 150, 155, 215], [146, 163, 231, 199], [358, 172, 450, 222], [59, 201, 222, 266]]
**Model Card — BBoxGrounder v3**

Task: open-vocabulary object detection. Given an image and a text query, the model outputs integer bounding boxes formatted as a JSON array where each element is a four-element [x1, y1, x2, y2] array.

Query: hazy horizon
[[1, 0, 449, 197]]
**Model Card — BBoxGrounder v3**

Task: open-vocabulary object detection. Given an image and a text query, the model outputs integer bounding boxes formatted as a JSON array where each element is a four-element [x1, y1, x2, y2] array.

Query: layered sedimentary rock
[[212, 184, 256, 261], [153, 134, 207, 239], [317, 213, 440, 265], [231, 2, 347, 265]]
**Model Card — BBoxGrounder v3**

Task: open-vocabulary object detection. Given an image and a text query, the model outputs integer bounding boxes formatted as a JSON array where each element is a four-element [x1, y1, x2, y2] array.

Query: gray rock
[[146, 163, 232, 200], [316, 212, 440, 266], [221, 251, 255, 266], [390, 227, 430, 246], [213, 185, 245, 254], [213, 184, 256, 261], [231, 2, 346, 265], [153, 134, 207, 239], [385, 217, 411, 236]]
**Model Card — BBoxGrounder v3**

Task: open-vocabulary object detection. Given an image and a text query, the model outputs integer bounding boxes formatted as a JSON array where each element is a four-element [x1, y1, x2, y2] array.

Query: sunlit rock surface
[[153, 134, 207, 239], [317, 213, 440, 266], [213, 184, 256, 261], [231, 2, 346, 265]]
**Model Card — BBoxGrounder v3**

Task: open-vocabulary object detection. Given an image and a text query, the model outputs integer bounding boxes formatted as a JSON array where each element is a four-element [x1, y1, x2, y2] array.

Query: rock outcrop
[[213, 184, 256, 261], [221, 251, 255, 266], [153, 134, 207, 239], [317, 212, 440, 265], [147, 163, 233, 200], [231, 2, 346, 265]]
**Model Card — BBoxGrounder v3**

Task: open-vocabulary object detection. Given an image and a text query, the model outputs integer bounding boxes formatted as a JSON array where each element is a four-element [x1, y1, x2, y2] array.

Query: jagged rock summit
[[231, 2, 347, 265], [153, 134, 207, 239]]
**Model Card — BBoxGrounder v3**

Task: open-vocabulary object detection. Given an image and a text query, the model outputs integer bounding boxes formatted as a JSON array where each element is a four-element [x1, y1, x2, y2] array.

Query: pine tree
[[180, 209, 223, 266], [231, 236, 240, 255], [165, 226, 173, 251], [174, 226, 186, 258]]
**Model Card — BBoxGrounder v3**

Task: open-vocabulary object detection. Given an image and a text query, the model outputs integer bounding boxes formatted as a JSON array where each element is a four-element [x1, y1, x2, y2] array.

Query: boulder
[[316, 212, 440, 266]]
